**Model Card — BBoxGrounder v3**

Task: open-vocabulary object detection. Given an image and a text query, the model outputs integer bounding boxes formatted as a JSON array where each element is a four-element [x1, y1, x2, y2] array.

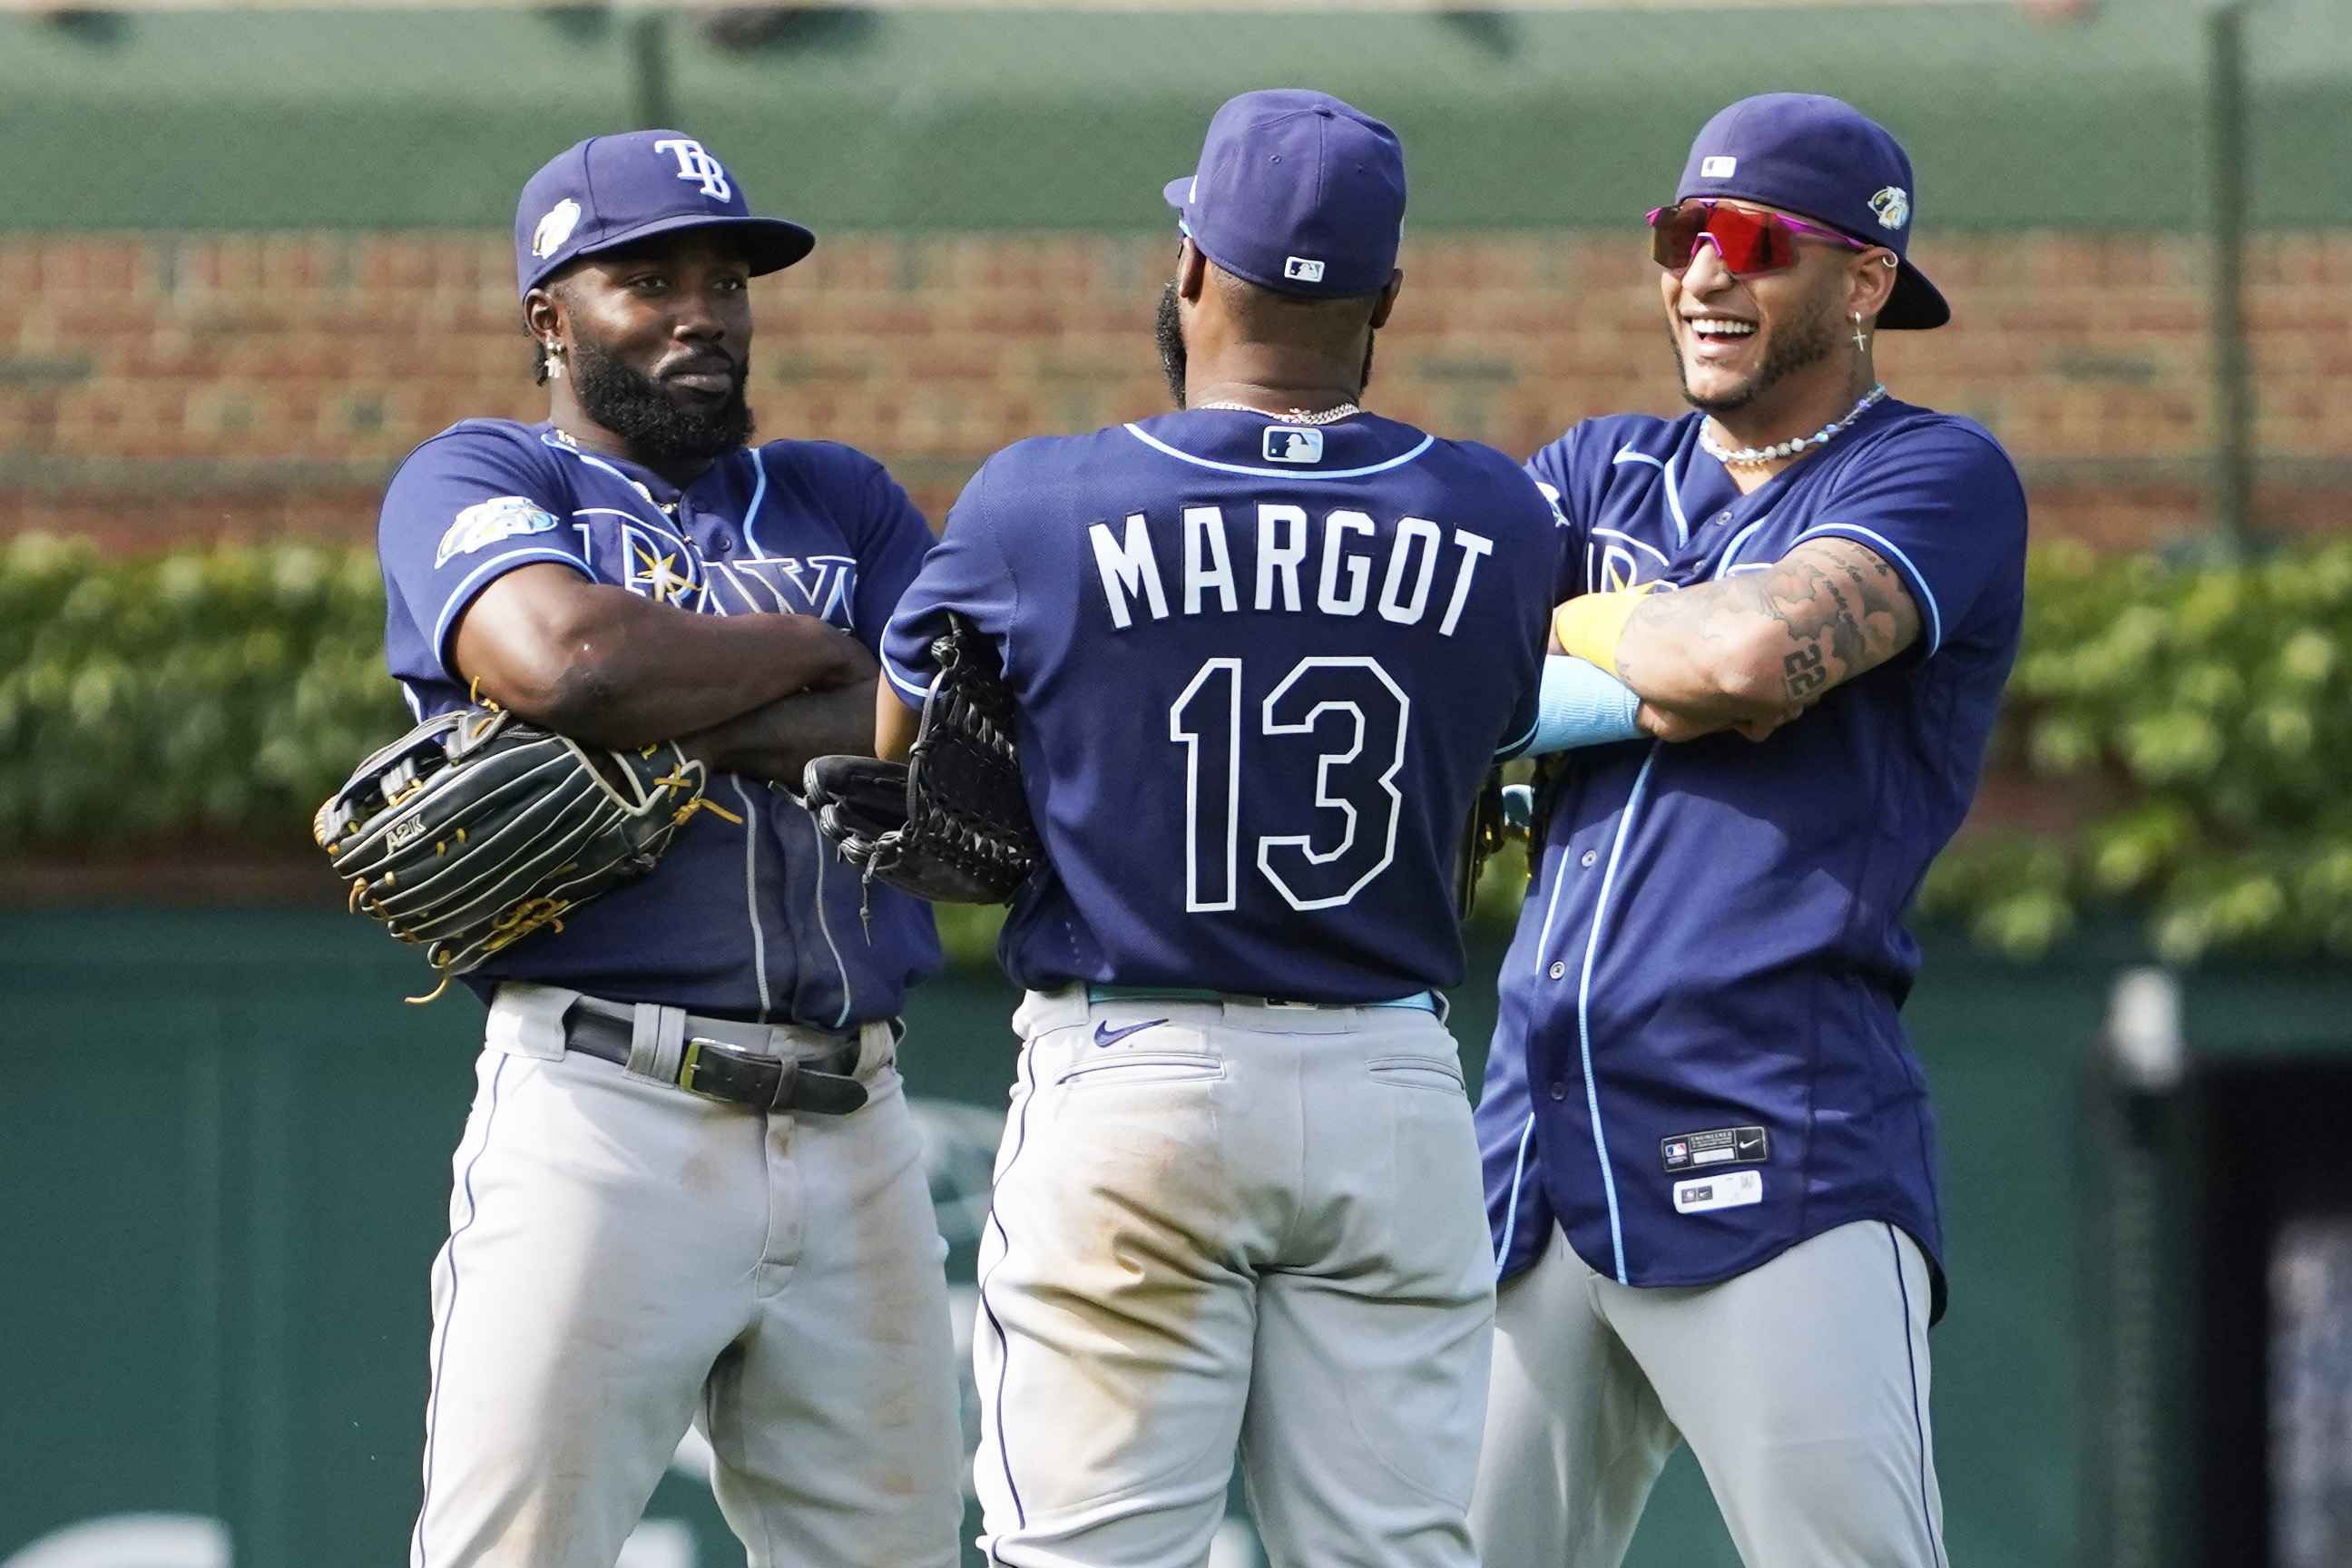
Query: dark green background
[[4, 0, 2351, 235], [8, 905, 2298, 1568]]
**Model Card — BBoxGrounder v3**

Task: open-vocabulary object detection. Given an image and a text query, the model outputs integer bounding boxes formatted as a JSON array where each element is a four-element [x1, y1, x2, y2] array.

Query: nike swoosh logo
[[1093, 1018, 1168, 1048], [1735, 1132, 1765, 1154]]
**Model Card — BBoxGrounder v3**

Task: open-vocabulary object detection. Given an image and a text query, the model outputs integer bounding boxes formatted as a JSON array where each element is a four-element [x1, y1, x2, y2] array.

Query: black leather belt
[[562, 1004, 870, 1115]]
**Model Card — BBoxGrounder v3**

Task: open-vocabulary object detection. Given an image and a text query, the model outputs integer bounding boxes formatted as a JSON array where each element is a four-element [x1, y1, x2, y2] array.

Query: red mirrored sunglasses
[[1647, 200, 1867, 278]]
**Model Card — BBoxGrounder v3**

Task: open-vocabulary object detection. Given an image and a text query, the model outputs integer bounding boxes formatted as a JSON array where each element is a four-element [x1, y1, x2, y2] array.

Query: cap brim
[[1879, 258, 1948, 330], [1162, 176, 1195, 211], [552, 212, 816, 287]]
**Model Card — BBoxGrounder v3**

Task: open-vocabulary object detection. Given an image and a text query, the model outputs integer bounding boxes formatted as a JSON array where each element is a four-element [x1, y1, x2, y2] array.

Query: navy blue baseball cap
[[1675, 93, 1948, 329], [514, 131, 815, 298], [1162, 90, 1406, 300]]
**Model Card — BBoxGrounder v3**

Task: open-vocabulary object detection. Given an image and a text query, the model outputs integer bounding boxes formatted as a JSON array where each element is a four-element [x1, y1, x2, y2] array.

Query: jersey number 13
[[1169, 656, 1408, 914]]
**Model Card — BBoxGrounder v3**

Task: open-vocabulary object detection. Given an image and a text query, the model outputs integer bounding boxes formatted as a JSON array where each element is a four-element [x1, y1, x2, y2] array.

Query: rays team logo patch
[[1869, 186, 1911, 230], [532, 199, 583, 260], [436, 496, 559, 567], [1264, 426, 1324, 465]]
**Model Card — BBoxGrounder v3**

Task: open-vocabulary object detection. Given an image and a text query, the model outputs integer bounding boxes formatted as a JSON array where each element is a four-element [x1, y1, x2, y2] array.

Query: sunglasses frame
[[1646, 200, 1872, 279]]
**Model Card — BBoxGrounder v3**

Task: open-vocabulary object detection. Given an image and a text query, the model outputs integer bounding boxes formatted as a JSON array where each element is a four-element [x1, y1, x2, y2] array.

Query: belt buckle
[[675, 1036, 784, 1105]]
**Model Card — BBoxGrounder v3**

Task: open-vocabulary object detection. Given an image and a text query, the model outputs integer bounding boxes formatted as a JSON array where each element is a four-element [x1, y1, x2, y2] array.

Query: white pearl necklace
[[1700, 384, 1888, 467], [1194, 400, 1363, 426]]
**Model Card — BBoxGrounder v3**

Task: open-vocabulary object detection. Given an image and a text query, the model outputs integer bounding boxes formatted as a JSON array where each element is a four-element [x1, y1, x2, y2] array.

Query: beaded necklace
[[1700, 384, 1887, 468]]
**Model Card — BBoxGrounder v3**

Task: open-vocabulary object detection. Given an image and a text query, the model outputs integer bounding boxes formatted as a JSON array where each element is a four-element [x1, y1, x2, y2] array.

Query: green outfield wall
[[7, 908, 2341, 1567], [4, 0, 2351, 235]]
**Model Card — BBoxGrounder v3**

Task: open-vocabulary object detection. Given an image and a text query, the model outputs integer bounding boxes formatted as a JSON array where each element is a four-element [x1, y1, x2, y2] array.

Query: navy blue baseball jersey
[[882, 408, 1557, 1003], [1478, 397, 2027, 1308], [377, 418, 941, 1022]]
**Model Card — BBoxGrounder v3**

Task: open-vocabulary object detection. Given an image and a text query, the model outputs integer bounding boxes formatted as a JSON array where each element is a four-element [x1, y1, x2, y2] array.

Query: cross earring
[[544, 343, 565, 379], [1851, 312, 1868, 353]]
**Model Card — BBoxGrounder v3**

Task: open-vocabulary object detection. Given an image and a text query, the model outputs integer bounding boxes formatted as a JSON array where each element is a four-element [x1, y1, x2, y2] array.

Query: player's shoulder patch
[[436, 495, 561, 568], [437, 495, 559, 571]]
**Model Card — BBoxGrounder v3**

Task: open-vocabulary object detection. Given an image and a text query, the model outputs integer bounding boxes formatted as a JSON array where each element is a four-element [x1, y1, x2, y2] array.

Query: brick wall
[[5, 230, 2348, 550]]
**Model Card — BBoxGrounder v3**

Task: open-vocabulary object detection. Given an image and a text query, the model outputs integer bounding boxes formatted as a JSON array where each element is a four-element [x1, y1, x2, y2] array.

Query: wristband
[[1525, 655, 1644, 756], [1551, 584, 1654, 672]]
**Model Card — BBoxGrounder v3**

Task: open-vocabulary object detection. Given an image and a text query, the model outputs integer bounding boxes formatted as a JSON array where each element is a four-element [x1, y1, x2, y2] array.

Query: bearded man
[[1469, 94, 2028, 1568], [373, 132, 961, 1568]]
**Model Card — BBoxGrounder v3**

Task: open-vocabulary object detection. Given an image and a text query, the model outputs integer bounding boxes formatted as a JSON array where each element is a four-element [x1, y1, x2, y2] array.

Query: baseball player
[[877, 91, 1560, 1568], [1468, 95, 2029, 1568], [375, 132, 961, 1568]]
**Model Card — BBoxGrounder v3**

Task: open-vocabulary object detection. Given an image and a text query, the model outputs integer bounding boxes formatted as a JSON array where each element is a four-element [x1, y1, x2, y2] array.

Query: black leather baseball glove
[[315, 706, 718, 997], [803, 613, 1043, 905]]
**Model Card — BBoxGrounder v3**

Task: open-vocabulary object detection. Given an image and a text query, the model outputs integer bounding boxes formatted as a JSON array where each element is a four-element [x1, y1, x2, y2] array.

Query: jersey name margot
[[1087, 505, 1494, 633]]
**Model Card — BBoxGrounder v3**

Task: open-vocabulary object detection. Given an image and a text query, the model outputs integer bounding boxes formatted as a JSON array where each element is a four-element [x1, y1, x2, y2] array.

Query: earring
[[544, 343, 566, 379], [1851, 311, 1868, 353]]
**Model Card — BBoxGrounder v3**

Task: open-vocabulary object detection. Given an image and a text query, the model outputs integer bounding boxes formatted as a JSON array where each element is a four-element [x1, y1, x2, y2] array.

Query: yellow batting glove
[[1552, 584, 1655, 673]]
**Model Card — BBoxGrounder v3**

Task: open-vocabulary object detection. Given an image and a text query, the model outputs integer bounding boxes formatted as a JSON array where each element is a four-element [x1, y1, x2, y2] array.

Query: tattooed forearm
[[1612, 538, 1922, 721]]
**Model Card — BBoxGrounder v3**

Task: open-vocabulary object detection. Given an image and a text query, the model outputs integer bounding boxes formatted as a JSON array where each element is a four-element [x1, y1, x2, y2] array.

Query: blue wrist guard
[[1525, 655, 1644, 755]]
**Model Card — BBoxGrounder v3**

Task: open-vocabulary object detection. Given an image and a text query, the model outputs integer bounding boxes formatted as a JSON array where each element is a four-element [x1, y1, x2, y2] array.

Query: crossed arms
[[452, 563, 882, 781], [1586, 537, 1922, 744], [451, 535, 1915, 779]]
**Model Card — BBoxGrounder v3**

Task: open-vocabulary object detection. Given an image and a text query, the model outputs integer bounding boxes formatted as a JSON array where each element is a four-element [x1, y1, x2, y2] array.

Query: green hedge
[[0, 534, 407, 849], [8, 531, 2349, 965], [1920, 536, 2352, 963]]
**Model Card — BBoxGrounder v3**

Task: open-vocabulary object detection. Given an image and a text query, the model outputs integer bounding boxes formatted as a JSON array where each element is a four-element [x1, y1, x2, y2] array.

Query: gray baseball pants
[[1469, 1219, 1945, 1568], [972, 987, 1497, 1568]]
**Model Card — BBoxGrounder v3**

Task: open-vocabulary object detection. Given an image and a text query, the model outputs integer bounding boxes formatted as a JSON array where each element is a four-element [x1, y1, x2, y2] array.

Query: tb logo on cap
[[653, 138, 732, 201]]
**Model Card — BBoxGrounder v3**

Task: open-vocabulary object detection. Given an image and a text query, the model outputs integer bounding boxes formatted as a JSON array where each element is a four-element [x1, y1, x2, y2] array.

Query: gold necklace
[[1194, 400, 1364, 426]]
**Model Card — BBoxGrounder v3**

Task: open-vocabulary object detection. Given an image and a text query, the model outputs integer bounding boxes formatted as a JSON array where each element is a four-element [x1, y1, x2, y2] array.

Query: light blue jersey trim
[[741, 448, 774, 558], [1122, 423, 1436, 480], [429, 548, 591, 680], [537, 434, 672, 526], [1575, 742, 1660, 1284], [1716, 514, 1775, 574], [807, 809, 855, 1028], [1494, 1112, 1538, 1278], [1610, 445, 1691, 546], [1793, 523, 1945, 655], [733, 778, 774, 1022], [883, 658, 933, 702]]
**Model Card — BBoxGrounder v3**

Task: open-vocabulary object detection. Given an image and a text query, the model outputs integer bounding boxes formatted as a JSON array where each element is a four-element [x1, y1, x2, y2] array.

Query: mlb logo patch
[[1700, 155, 1738, 178], [1283, 256, 1327, 283], [1264, 426, 1324, 465]]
